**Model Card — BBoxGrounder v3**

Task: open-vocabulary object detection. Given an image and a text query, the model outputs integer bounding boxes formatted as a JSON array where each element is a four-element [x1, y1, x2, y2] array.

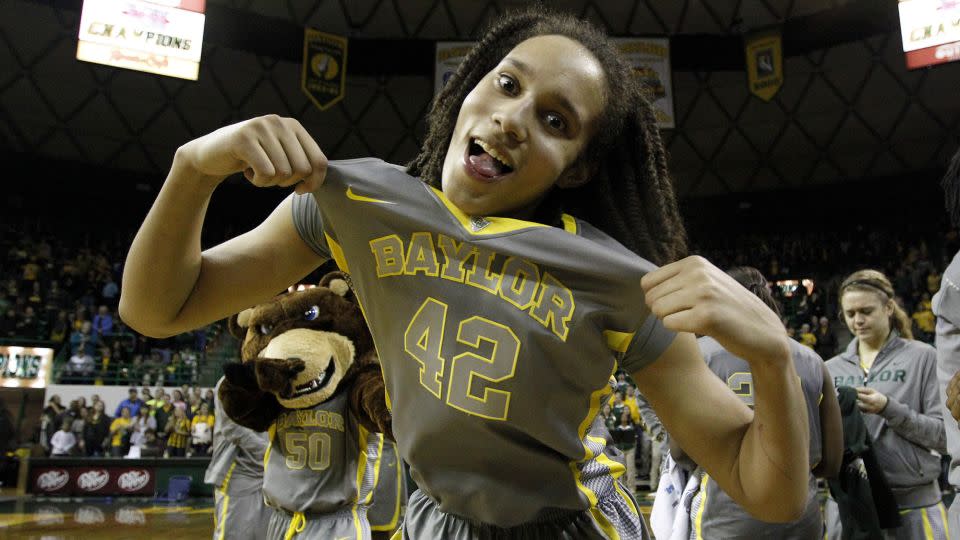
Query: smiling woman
[[121, 7, 812, 539]]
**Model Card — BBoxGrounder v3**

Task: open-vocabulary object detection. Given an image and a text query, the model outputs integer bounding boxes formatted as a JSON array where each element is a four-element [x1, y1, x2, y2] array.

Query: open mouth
[[465, 137, 514, 180], [292, 360, 336, 397]]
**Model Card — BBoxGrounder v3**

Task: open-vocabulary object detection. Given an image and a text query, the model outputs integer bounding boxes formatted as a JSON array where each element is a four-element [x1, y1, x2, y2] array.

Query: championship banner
[[302, 28, 347, 111], [435, 41, 474, 95], [1, 345, 53, 388], [613, 38, 675, 129], [745, 32, 783, 102]]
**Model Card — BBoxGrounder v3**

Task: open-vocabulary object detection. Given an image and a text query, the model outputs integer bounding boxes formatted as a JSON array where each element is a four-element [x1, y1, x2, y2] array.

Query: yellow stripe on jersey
[[694, 473, 710, 539], [603, 330, 635, 353], [570, 364, 615, 509], [364, 435, 384, 506], [371, 444, 403, 531], [355, 425, 371, 505], [325, 233, 350, 273], [561, 213, 579, 235], [429, 187, 550, 236]]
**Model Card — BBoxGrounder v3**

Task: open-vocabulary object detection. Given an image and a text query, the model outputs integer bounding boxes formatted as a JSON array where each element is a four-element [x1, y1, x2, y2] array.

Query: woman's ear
[[556, 159, 595, 189]]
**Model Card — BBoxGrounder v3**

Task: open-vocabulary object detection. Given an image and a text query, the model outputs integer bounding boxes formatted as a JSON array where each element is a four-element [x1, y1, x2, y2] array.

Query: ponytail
[[727, 266, 781, 318]]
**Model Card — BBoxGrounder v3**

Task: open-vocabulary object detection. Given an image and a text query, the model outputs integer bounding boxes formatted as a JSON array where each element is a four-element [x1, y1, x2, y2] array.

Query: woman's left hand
[[641, 256, 790, 367]]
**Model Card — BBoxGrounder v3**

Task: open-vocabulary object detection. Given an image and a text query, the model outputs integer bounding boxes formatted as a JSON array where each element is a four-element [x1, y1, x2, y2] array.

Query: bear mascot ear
[[228, 308, 254, 340]]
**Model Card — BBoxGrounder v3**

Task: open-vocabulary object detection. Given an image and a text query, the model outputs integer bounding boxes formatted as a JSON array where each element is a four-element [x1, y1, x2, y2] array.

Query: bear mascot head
[[218, 271, 391, 439]]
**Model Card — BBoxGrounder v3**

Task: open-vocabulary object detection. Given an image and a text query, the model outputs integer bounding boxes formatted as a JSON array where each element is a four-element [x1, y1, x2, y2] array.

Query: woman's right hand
[[176, 114, 328, 194]]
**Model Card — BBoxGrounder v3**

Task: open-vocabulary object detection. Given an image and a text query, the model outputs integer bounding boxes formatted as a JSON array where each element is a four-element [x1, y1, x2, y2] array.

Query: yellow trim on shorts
[[325, 232, 350, 273], [390, 528, 402, 540], [922, 507, 935, 540], [284, 511, 306, 540], [363, 434, 384, 506], [352, 505, 363, 540], [355, 425, 371, 506], [939, 502, 950, 539], [694, 472, 710, 540], [216, 462, 237, 540]]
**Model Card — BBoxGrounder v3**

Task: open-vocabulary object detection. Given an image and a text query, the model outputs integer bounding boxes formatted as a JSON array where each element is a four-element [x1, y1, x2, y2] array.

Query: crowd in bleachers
[[1, 232, 223, 387], [37, 386, 216, 459]]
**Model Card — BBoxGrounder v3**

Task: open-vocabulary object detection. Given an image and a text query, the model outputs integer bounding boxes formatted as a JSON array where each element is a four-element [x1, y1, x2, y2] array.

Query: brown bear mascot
[[218, 271, 395, 539]]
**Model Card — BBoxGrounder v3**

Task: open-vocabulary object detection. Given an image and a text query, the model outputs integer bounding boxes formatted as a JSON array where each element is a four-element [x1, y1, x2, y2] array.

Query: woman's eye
[[545, 112, 566, 132], [259, 324, 273, 335], [304, 305, 319, 321], [497, 74, 518, 95]]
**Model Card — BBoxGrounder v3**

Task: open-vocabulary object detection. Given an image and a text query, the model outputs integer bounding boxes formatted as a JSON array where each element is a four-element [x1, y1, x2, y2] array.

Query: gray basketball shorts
[[212, 486, 271, 540], [266, 505, 371, 540], [393, 487, 648, 540]]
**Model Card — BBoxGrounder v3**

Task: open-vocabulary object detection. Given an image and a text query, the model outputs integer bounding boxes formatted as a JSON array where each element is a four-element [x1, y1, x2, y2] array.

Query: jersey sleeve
[[619, 310, 676, 374], [291, 192, 332, 258]]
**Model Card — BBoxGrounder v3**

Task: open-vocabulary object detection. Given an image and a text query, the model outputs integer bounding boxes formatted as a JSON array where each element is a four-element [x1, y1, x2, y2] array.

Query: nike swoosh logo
[[346, 186, 395, 205]]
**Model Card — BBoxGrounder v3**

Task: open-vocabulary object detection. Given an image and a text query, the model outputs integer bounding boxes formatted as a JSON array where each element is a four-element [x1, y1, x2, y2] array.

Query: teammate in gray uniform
[[935, 146, 960, 535], [122, 8, 813, 539], [826, 269, 948, 540], [205, 377, 271, 540], [686, 267, 843, 540], [261, 390, 384, 540]]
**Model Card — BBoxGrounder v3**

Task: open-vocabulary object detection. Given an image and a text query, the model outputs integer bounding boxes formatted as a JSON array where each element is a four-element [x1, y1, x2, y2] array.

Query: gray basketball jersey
[[205, 377, 268, 494], [292, 158, 675, 527], [262, 390, 383, 515], [690, 337, 825, 539]]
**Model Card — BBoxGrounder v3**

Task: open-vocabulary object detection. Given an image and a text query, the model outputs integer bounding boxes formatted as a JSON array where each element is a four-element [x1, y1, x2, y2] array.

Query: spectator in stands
[[48, 310, 69, 348], [69, 320, 98, 356], [43, 395, 65, 419], [128, 405, 156, 450], [114, 388, 144, 418], [65, 347, 95, 381], [109, 406, 132, 457], [84, 401, 110, 457], [145, 389, 163, 410], [27, 282, 42, 310], [202, 388, 215, 410], [610, 409, 637, 494], [70, 407, 87, 454], [815, 316, 838, 360], [21, 255, 40, 289], [171, 389, 187, 411], [165, 406, 191, 457], [190, 402, 215, 456], [798, 323, 817, 350], [913, 292, 936, 344], [50, 420, 76, 457], [0, 307, 16, 338], [91, 305, 113, 338], [139, 429, 162, 457], [15, 305, 40, 340], [153, 394, 173, 447], [101, 276, 119, 307], [46, 280, 64, 311]]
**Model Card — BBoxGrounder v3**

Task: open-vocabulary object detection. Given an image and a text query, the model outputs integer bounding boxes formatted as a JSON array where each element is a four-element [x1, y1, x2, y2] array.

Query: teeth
[[294, 371, 329, 396], [475, 139, 512, 168]]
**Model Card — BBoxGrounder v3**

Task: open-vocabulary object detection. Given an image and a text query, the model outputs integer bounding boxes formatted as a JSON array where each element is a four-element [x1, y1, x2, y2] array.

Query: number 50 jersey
[[293, 159, 676, 527]]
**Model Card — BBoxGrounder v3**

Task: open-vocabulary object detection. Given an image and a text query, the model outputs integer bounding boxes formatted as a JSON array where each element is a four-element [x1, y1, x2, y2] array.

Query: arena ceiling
[[1, 0, 958, 198]]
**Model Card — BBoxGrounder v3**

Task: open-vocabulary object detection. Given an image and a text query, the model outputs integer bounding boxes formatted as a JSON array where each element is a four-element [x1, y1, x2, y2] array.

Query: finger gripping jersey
[[292, 158, 675, 526]]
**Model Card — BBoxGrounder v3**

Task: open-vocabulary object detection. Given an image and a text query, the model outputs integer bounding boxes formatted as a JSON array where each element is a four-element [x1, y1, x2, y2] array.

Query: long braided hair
[[407, 8, 687, 266], [942, 145, 960, 229]]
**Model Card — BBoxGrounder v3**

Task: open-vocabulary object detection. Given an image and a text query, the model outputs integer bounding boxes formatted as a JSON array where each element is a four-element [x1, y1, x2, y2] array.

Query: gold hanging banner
[[302, 28, 347, 111], [745, 31, 783, 102]]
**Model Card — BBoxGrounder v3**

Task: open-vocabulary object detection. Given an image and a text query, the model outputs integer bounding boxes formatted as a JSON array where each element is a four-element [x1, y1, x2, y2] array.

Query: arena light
[[898, 0, 960, 69], [76, 0, 206, 80]]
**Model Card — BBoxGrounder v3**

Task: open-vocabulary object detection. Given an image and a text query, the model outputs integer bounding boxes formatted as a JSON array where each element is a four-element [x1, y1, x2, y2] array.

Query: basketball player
[[825, 270, 947, 539], [684, 267, 843, 539], [121, 8, 811, 538], [205, 376, 271, 540]]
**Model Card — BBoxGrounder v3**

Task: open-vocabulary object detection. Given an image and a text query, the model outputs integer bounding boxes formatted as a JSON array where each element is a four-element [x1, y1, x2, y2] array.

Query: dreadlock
[[407, 7, 688, 266], [942, 145, 960, 229]]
